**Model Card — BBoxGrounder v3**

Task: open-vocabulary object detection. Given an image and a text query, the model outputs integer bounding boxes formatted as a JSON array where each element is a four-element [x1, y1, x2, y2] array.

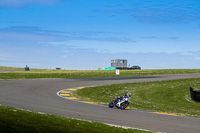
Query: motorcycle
[[108, 95, 130, 109]]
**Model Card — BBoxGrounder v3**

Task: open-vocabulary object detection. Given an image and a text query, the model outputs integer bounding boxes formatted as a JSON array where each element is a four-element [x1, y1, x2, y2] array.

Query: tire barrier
[[25, 65, 30, 71], [190, 84, 200, 102]]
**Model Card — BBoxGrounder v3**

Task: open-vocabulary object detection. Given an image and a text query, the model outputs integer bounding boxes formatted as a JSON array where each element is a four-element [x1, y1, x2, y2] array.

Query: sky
[[0, 0, 200, 70]]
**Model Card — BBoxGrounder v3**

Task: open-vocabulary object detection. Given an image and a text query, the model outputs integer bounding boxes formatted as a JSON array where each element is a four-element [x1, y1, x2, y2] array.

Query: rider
[[114, 92, 131, 107]]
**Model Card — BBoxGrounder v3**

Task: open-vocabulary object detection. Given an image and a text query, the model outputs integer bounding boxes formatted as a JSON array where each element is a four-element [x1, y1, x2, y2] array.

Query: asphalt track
[[1, 74, 200, 133]]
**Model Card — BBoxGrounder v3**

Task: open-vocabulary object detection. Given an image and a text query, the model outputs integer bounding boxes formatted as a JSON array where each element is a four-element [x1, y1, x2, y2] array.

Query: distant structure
[[98, 59, 141, 70], [56, 67, 61, 70], [111, 59, 127, 68]]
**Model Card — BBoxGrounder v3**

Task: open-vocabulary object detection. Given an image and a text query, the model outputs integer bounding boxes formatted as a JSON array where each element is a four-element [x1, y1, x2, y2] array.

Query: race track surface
[[1, 74, 200, 133]]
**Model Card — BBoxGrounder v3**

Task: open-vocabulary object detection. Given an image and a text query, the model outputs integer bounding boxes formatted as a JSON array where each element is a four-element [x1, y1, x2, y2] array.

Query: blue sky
[[0, 0, 200, 70]]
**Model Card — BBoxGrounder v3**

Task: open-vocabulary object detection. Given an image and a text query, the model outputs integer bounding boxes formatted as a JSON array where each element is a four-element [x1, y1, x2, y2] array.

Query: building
[[111, 59, 127, 68], [98, 59, 140, 70]]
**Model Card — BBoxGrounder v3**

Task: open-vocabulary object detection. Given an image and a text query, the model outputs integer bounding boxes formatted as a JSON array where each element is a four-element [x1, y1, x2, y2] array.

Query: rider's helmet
[[127, 92, 131, 97]]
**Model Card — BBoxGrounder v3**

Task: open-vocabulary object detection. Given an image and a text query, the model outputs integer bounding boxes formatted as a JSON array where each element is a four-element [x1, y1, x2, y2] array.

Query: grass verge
[[0, 66, 25, 70], [1, 68, 200, 79], [73, 78, 200, 117], [0, 105, 154, 133]]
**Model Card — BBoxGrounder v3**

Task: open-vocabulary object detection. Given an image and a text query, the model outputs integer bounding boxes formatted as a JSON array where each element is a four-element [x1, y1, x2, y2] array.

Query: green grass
[[0, 66, 25, 70], [73, 78, 200, 117], [1, 67, 200, 79], [0, 105, 154, 133], [0, 66, 45, 71]]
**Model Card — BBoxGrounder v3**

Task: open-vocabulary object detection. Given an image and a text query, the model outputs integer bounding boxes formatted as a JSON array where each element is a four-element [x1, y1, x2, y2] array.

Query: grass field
[[73, 78, 200, 117], [0, 105, 154, 133], [0, 66, 26, 70], [1, 66, 200, 79]]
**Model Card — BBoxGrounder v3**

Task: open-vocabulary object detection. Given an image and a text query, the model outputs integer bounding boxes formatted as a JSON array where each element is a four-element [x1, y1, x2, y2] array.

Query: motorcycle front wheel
[[120, 102, 129, 109]]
